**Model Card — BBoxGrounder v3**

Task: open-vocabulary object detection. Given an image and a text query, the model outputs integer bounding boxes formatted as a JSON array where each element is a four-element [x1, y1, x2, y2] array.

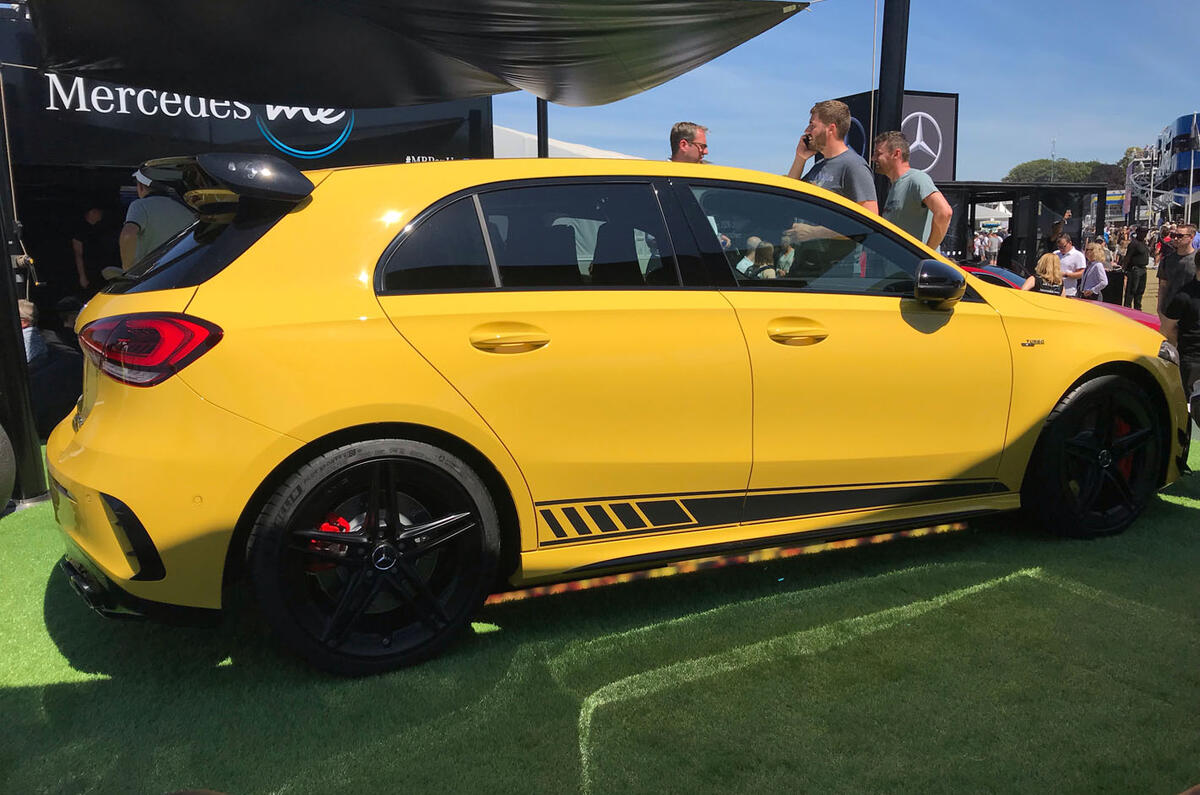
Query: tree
[[1003, 159, 1091, 183], [1116, 146, 1145, 172], [1003, 155, 1127, 187]]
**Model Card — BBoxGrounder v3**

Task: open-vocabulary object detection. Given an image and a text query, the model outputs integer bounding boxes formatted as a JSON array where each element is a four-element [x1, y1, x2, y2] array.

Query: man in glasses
[[669, 122, 709, 163], [1157, 222, 1197, 323], [1162, 222, 1200, 425]]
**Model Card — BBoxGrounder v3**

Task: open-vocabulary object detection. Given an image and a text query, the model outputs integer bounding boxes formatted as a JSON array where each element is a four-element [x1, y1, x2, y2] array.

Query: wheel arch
[[223, 422, 523, 596]]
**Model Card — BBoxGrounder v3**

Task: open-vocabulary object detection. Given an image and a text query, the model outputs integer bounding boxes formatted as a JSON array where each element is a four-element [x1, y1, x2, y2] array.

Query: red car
[[961, 265, 1161, 332]]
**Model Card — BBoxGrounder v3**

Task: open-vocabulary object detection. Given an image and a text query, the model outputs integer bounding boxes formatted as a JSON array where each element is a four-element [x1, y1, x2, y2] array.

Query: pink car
[[961, 265, 1161, 332]]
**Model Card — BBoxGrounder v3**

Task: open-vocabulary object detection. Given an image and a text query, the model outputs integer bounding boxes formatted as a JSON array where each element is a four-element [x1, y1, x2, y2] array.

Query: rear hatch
[[74, 154, 321, 425]]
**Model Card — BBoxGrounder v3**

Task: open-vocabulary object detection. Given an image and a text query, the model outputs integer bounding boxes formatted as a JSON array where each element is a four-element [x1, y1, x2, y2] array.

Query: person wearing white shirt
[[1055, 235, 1086, 298]]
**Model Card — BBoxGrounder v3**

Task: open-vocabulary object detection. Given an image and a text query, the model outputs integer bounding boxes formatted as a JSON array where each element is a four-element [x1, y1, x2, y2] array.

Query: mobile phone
[[802, 133, 812, 149]]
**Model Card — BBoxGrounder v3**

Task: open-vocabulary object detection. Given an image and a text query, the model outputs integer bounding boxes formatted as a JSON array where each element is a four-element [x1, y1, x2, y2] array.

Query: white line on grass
[[575, 567, 1042, 794], [547, 561, 998, 687]]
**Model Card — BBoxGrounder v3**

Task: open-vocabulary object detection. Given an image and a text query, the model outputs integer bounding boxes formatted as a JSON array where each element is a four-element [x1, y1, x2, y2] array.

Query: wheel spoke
[[365, 463, 383, 540], [397, 512, 476, 557], [1071, 463, 1105, 513], [382, 461, 403, 539], [292, 529, 372, 547], [1065, 430, 1100, 461], [287, 539, 366, 563], [1097, 395, 1118, 447], [387, 561, 451, 631], [1102, 467, 1136, 511], [1112, 427, 1153, 460], [320, 567, 384, 646]]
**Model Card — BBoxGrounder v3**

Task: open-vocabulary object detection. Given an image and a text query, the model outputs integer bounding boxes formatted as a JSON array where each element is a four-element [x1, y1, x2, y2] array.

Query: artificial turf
[[2, 450, 1198, 794]]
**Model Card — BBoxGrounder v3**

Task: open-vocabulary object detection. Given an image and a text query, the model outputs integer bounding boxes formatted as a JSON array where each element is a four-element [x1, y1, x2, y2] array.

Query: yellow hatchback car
[[48, 154, 1190, 674]]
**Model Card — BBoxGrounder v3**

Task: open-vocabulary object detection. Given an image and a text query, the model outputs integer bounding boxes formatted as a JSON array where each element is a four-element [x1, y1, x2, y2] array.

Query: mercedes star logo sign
[[846, 116, 868, 157], [901, 111, 943, 173], [371, 545, 398, 571]]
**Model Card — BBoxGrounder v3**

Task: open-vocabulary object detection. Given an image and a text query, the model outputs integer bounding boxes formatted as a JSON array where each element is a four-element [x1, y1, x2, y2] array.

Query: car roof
[[306, 157, 873, 218]]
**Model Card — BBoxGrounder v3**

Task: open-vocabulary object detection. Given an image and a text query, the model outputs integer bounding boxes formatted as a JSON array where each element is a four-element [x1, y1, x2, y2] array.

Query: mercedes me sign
[[835, 90, 959, 183]]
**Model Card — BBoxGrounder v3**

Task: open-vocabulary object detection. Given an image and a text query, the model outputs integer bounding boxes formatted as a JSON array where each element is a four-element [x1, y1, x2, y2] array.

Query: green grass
[[3, 454, 1200, 794]]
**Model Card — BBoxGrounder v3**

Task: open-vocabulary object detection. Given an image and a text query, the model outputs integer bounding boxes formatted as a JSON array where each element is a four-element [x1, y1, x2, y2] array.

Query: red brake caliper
[[306, 513, 351, 572], [1115, 418, 1133, 481]]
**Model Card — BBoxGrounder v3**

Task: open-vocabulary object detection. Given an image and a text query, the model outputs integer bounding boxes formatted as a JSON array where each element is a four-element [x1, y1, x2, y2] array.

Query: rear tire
[[1021, 375, 1165, 538], [248, 439, 500, 675]]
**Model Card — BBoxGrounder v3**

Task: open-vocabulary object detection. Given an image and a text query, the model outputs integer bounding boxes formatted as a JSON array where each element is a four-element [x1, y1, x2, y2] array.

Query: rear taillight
[[79, 313, 223, 387]]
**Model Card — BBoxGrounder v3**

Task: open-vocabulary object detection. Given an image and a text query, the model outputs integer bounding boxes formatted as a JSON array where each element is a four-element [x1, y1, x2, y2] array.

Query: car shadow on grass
[[12, 489, 1199, 793]]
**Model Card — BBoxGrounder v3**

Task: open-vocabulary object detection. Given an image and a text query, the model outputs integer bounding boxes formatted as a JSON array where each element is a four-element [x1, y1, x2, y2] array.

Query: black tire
[[247, 439, 500, 675], [1021, 374, 1166, 538]]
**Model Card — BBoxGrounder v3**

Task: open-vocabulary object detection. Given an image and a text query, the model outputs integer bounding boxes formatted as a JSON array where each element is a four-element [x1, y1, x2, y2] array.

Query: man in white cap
[[118, 165, 197, 271]]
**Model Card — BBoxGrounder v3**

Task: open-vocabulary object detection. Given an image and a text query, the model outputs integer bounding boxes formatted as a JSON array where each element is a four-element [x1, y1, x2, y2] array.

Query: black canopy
[[29, 0, 805, 108]]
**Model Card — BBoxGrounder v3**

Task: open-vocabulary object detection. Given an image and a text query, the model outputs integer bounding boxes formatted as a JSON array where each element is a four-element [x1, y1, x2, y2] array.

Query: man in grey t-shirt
[[119, 166, 197, 270], [872, 131, 952, 248], [787, 100, 878, 213]]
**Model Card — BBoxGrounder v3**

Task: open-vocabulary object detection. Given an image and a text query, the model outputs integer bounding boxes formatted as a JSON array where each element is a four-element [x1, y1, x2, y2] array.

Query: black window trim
[[673, 177, 985, 303], [374, 175, 690, 296]]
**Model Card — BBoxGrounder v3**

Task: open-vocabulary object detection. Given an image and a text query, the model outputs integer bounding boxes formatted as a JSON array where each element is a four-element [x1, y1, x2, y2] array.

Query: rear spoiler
[[141, 153, 315, 216]]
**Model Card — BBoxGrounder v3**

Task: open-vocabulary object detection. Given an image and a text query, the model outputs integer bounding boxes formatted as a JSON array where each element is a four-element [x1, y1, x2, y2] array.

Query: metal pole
[[0, 65, 45, 504], [1187, 113, 1196, 226], [875, 0, 909, 210], [536, 97, 549, 159], [876, 0, 909, 135], [1148, 149, 1155, 227]]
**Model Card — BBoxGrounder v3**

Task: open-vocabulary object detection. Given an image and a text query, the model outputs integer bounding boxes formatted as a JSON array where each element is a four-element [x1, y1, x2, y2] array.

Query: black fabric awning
[[28, 0, 806, 108]]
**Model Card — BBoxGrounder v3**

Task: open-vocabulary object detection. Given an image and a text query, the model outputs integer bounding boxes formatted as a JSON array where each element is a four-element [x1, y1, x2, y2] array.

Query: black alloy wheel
[[1023, 374, 1165, 538], [249, 439, 499, 675]]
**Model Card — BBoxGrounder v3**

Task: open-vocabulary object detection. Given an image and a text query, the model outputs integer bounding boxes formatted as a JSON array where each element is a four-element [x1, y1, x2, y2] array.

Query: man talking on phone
[[786, 100, 878, 214]]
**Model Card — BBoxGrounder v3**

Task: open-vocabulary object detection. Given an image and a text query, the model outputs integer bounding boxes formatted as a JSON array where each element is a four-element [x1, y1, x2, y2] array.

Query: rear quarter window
[[377, 198, 496, 292], [105, 199, 290, 294]]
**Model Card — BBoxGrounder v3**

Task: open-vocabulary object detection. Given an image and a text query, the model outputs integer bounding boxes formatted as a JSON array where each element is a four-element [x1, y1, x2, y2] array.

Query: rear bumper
[[57, 554, 219, 625], [45, 372, 301, 611]]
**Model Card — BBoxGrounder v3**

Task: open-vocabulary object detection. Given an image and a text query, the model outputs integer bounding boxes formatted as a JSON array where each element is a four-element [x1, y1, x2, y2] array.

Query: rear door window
[[477, 183, 679, 288]]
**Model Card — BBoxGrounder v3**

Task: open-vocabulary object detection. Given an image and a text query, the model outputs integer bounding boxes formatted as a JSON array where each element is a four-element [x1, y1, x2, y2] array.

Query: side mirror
[[913, 259, 966, 309]]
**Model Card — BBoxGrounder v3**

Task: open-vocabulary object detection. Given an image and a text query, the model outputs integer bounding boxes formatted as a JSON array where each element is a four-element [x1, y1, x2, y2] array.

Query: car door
[[375, 179, 752, 547], [676, 180, 1013, 524]]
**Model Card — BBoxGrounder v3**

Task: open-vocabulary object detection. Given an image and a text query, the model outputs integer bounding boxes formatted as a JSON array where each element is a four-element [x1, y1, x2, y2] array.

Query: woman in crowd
[[752, 242, 777, 279], [1080, 242, 1109, 300], [1115, 227, 1130, 267], [1021, 252, 1065, 295]]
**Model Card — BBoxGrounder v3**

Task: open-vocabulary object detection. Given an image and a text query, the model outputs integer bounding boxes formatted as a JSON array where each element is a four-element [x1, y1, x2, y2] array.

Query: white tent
[[492, 125, 639, 159], [973, 202, 1012, 229]]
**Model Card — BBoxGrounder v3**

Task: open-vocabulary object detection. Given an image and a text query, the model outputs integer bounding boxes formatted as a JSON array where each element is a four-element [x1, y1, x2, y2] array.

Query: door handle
[[767, 322, 828, 346], [469, 330, 550, 353]]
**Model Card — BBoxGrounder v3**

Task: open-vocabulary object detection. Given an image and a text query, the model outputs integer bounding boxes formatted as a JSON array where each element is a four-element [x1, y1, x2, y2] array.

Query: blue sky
[[494, 0, 1199, 181]]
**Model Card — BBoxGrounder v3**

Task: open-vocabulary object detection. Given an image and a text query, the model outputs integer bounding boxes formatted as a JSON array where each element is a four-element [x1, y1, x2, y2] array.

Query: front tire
[[248, 439, 500, 675], [1021, 375, 1165, 538]]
